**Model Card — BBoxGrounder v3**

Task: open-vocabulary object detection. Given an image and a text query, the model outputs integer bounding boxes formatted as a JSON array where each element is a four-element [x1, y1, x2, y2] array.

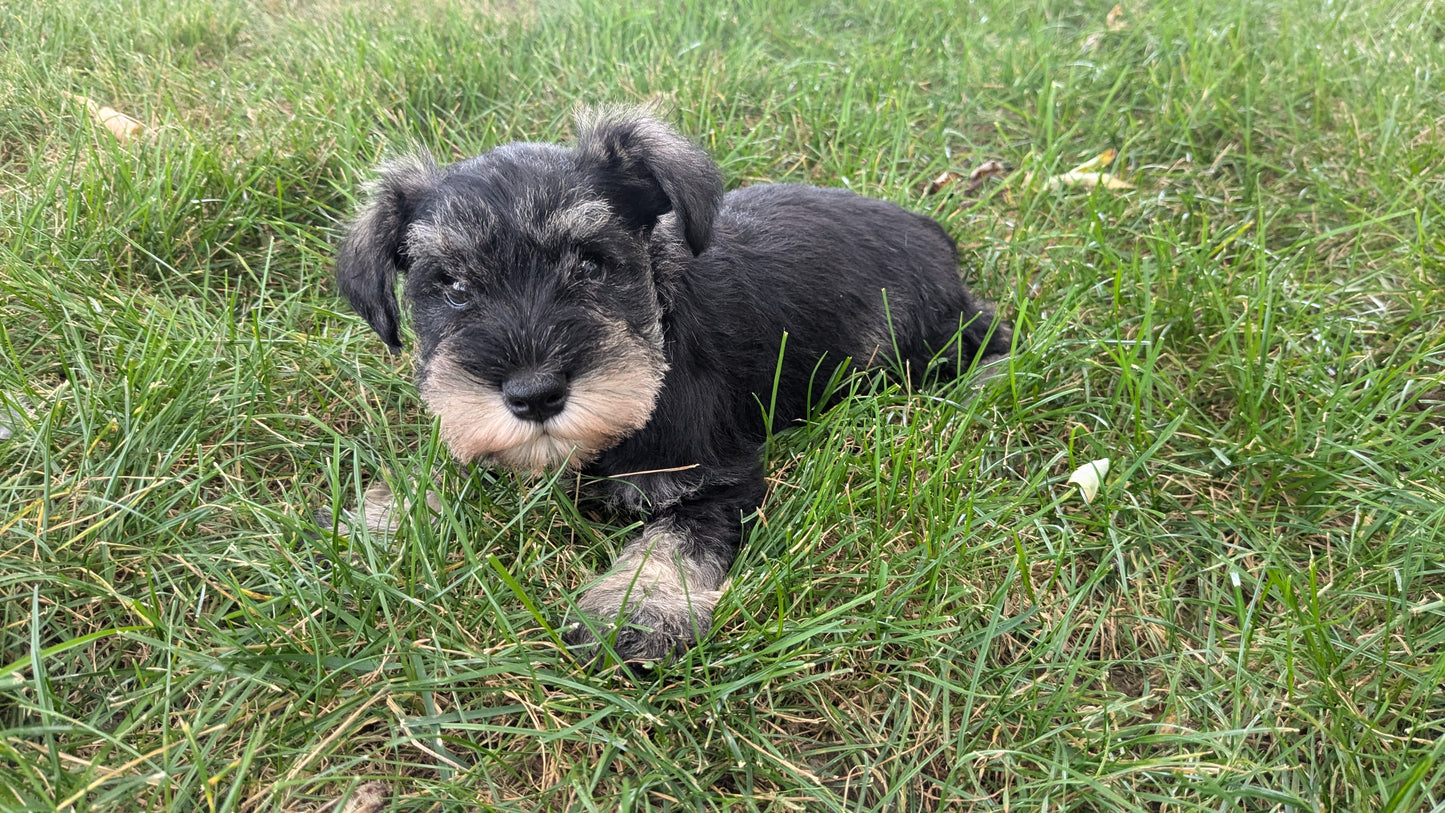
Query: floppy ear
[[574, 109, 723, 256], [336, 153, 438, 351]]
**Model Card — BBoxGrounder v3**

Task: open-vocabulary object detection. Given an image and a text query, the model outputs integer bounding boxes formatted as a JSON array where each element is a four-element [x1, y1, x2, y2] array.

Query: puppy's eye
[[444, 280, 470, 310], [577, 256, 606, 282]]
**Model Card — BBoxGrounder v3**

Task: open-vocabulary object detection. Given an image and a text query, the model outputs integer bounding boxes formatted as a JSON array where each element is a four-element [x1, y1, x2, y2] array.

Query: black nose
[[501, 372, 569, 422]]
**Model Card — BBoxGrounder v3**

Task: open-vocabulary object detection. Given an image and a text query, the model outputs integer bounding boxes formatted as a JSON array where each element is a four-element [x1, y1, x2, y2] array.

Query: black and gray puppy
[[336, 109, 1010, 665]]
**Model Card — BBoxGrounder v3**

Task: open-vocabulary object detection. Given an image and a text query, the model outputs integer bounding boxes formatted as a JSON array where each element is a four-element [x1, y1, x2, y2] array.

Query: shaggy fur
[[336, 109, 1010, 666]]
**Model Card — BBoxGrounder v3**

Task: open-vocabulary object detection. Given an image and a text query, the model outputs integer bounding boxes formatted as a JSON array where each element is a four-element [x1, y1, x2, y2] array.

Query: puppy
[[336, 109, 1010, 665]]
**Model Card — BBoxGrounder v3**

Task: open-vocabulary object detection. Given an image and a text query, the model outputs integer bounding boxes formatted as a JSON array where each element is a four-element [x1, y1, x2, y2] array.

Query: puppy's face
[[404, 151, 669, 472], [337, 112, 723, 472]]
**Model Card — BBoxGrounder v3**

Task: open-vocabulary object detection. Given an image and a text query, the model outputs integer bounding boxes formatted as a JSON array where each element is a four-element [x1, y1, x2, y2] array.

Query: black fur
[[337, 109, 1010, 667]]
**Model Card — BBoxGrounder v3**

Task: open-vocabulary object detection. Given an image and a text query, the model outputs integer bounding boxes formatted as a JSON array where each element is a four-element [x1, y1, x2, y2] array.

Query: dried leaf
[[1068, 149, 1117, 174], [1067, 458, 1111, 503], [925, 160, 1008, 196], [1158, 710, 1186, 736], [0, 396, 31, 442], [1037, 149, 1135, 191], [1044, 171, 1135, 191], [968, 159, 1008, 186], [925, 170, 966, 195], [1106, 4, 1127, 31], [63, 92, 147, 143], [339, 782, 391, 813]]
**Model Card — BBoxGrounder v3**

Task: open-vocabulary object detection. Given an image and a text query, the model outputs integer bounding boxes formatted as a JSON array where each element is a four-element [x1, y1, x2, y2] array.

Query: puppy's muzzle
[[501, 371, 569, 422]]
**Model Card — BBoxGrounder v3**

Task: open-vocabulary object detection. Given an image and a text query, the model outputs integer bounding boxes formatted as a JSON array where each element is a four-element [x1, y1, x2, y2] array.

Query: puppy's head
[[337, 110, 723, 472]]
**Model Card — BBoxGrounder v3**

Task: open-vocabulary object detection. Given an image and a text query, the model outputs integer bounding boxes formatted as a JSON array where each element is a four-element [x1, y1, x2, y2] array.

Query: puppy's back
[[655, 183, 1004, 426]]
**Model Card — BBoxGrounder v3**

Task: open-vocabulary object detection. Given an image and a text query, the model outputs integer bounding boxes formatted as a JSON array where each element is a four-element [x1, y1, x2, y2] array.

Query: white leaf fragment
[[63, 91, 148, 143], [0, 395, 33, 442], [1031, 149, 1136, 192], [1044, 171, 1135, 191], [1067, 458, 1111, 503]]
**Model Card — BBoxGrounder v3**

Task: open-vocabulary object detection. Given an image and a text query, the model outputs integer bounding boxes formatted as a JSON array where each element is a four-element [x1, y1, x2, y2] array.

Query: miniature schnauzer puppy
[[336, 109, 1010, 665]]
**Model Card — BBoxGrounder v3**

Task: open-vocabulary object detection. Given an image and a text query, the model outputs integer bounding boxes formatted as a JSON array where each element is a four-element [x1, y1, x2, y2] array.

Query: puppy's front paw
[[566, 583, 719, 670], [562, 601, 708, 669], [562, 524, 726, 670]]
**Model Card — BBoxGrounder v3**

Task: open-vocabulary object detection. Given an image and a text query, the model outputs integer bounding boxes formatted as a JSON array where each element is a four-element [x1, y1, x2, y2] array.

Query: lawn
[[2, 0, 1443, 809]]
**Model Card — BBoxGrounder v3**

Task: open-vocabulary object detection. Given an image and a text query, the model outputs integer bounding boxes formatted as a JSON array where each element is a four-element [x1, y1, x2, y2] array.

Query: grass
[[2, 0, 1443, 808]]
